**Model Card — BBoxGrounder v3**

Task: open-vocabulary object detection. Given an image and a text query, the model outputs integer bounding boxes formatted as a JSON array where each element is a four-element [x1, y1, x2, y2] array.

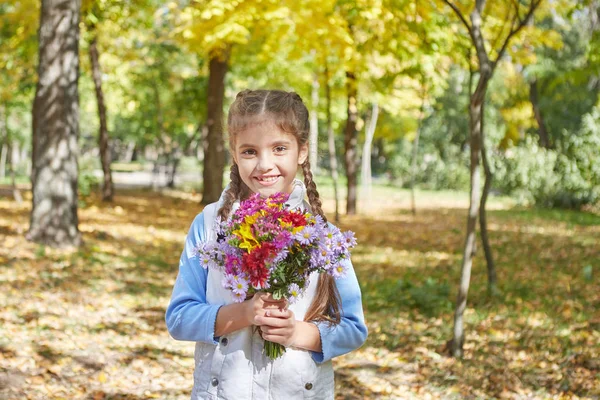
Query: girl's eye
[[241, 149, 256, 156], [274, 146, 287, 153]]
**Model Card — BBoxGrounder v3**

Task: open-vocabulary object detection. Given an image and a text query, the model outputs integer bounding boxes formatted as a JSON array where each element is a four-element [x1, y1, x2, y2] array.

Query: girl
[[166, 89, 367, 399]]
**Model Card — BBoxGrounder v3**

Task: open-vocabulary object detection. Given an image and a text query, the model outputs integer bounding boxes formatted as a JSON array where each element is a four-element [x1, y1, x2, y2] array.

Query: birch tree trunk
[[479, 99, 498, 294], [0, 103, 7, 179], [325, 64, 340, 223], [410, 87, 427, 216], [444, 0, 541, 358], [361, 102, 378, 209], [310, 72, 319, 175], [28, 0, 81, 247], [450, 83, 486, 358], [89, 32, 114, 201], [0, 144, 6, 180]]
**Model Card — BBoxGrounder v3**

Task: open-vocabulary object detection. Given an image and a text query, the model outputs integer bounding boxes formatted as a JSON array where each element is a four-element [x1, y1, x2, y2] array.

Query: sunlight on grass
[[353, 245, 460, 272], [487, 221, 600, 238], [0, 189, 598, 399]]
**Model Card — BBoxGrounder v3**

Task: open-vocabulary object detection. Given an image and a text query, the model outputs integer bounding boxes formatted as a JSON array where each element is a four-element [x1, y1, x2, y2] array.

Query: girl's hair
[[218, 89, 341, 324]]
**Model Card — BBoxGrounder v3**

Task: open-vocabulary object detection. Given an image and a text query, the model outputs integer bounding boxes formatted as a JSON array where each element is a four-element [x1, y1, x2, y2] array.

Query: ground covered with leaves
[[0, 187, 598, 399]]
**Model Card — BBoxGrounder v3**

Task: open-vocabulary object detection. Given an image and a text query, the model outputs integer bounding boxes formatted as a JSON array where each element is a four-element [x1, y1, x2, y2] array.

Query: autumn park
[[0, 0, 599, 399]]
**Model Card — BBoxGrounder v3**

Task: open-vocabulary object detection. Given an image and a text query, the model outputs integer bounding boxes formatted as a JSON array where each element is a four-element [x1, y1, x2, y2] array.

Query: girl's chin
[[252, 184, 293, 197], [254, 188, 282, 197]]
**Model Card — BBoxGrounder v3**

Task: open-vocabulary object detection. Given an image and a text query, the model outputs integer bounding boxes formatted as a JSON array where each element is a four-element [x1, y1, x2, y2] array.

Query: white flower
[[287, 283, 302, 304]]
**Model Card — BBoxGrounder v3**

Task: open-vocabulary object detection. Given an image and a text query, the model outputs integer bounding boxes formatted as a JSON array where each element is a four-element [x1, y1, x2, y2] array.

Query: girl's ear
[[298, 143, 309, 165]]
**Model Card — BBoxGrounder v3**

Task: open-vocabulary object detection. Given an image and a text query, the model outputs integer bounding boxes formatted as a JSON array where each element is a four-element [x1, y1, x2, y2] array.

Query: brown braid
[[301, 159, 327, 223], [301, 158, 341, 325], [218, 163, 245, 221]]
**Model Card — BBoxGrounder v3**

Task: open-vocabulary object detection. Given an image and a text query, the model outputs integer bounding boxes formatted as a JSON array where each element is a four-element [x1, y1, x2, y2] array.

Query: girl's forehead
[[234, 120, 297, 144]]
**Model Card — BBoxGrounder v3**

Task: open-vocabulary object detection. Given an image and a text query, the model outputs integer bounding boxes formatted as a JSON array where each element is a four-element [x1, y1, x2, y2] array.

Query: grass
[[0, 185, 598, 399]]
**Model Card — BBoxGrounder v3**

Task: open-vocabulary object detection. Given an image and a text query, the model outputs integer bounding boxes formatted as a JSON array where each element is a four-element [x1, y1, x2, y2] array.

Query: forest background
[[0, 0, 599, 399]]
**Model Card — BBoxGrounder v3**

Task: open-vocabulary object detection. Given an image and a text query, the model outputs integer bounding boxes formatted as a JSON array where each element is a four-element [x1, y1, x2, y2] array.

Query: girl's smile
[[255, 175, 280, 185], [233, 120, 308, 197]]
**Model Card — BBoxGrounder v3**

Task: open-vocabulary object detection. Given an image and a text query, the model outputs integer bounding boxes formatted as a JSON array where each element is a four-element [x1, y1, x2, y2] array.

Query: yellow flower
[[233, 222, 259, 252], [244, 212, 260, 225], [266, 198, 282, 210], [279, 219, 293, 230]]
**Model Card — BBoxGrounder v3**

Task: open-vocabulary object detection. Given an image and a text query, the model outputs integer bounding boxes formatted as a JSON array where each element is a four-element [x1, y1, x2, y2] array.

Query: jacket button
[[305, 382, 313, 390], [221, 337, 228, 346], [211, 378, 219, 387]]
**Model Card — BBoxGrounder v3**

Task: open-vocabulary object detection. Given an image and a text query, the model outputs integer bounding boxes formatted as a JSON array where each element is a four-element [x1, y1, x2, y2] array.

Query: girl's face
[[232, 120, 308, 198]]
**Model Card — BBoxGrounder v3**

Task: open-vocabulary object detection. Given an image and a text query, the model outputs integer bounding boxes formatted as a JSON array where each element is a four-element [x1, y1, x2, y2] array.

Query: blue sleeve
[[310, 258, 368, 363], [165, 212, 222, 344]]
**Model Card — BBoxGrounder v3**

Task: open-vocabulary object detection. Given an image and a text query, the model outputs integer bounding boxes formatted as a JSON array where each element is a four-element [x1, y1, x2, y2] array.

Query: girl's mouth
[[255, 175, 280, 185]]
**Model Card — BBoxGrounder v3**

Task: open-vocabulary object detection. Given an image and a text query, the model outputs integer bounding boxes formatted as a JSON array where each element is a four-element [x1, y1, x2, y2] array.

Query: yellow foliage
[[500, 102, 534, 147]]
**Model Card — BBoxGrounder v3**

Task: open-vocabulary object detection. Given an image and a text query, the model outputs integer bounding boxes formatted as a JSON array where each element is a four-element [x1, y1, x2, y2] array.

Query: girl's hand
[[244, 292, 287, 325], [256, 308, 297, 348]]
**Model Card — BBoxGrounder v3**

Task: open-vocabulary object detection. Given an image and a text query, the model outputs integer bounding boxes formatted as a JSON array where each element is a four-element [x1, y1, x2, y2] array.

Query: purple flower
[[294, 225, 317, 245], [231, 275, 249, 295], [343, 231, 357, 247], [272, 248, 290, 265], [331, 261, 348, 278], [232, 291, 246, 303], [225, 254, 242, 275], [273, 230, 292, 249]]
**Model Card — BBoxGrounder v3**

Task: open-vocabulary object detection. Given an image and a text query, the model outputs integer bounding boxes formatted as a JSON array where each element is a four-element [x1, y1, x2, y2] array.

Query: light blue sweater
[[165, 210, 368, 364]]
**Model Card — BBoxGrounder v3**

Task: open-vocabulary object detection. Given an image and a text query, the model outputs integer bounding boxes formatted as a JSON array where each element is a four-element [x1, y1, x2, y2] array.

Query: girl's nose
[[256, 154, 275, 172]]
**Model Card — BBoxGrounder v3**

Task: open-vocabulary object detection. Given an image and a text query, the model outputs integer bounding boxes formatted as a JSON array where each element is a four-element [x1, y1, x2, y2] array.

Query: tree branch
[[492, 0, 542, 70], [442, 0, 475, 43], [475, 0, 486, 15], [470, 0, 491, 71], [511, 0, 522, 24]]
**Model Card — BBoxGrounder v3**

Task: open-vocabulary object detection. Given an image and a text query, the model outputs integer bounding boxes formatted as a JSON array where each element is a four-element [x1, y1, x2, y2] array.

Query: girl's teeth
[[260, 176, 278, 182]]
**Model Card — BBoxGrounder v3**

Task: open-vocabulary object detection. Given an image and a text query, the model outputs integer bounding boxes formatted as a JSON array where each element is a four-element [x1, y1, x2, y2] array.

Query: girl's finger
[[262, 327, 291, 336], [263, 309, 288, 318], [256, 316, 285, 327]]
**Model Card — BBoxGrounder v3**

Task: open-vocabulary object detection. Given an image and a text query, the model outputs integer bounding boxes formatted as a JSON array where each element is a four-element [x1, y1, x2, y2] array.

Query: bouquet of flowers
[[195, 192, 356, 359]]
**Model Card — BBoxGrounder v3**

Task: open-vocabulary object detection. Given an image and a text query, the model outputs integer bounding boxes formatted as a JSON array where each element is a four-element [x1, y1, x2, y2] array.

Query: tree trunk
[[442, 0, 541, 358], [167, 147, 180, 189], [529, 79, 551, 148], [28, 0, 81, 247], [9, 148, 23, 205], [0, 104, 22, 204], [310, 71, 319, 175], [89, 33, 114, 201], [479, 100, 497, 295], [450, 78, 487, 358], [125, 141, 136, 162], [0, 143, 6, 179], [361, 102, 378, 210], [152, 149, 163, 190], [410, 86, 427, 216], [343, 71, 359, 215], [202, 54, 228, 204], [325, 64, 340, 223], [0, 103, 7, 179]]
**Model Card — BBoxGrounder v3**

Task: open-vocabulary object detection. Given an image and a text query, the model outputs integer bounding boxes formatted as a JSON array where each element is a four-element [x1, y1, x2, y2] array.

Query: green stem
[[264, 340, 286, 360]]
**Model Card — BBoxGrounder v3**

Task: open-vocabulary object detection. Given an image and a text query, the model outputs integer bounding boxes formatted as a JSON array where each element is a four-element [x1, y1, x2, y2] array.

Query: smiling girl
[[166, 89, 367, 400]]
